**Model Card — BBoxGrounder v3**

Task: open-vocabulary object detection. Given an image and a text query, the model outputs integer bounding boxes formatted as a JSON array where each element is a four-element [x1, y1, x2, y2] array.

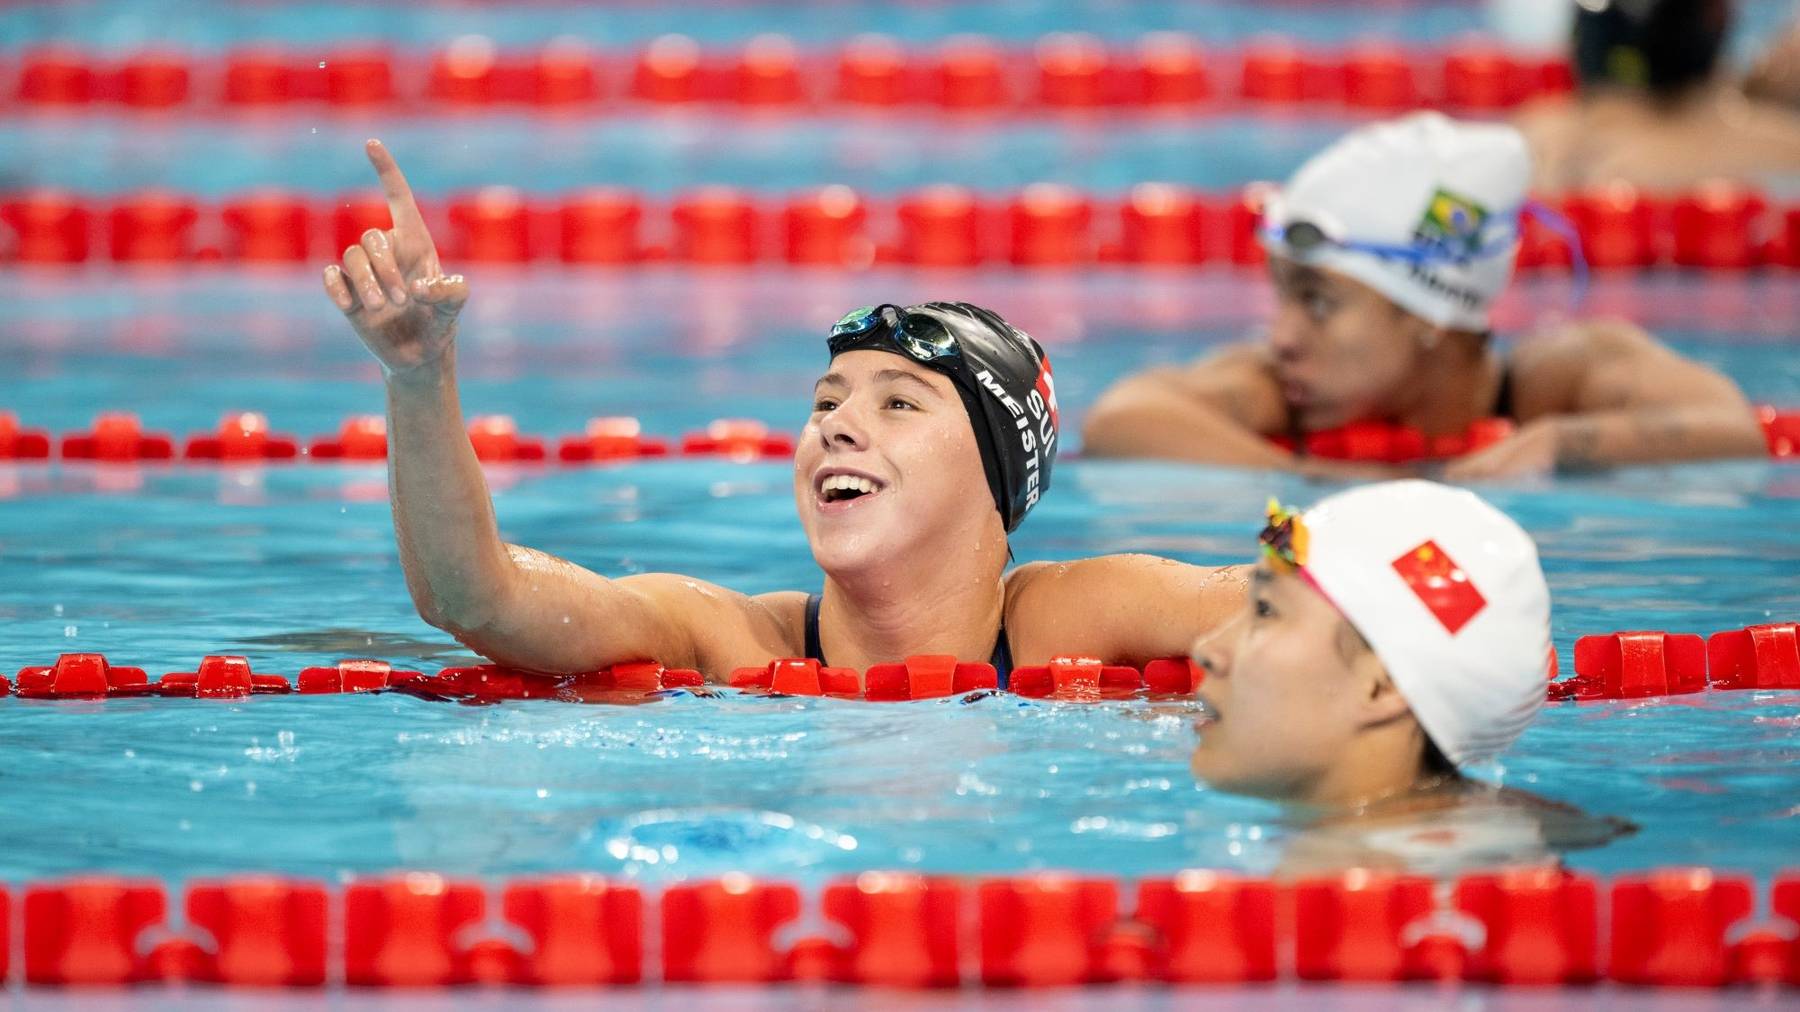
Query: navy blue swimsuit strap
[[991, 625, 1014, 690], [1492, 360, 1517, 420], [804, 593, 825, 664], [805, 591, 1014, 688]]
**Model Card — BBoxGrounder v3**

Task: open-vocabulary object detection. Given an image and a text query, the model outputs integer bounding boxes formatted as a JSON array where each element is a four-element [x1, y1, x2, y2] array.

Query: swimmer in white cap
[[1084, 111, 1765, 478], [319, 141, 1245, 680], [1189, 480, 1630, 873]]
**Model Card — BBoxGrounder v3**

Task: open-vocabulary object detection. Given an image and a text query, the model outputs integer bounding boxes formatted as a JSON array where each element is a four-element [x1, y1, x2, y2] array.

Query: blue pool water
[[1, 269, 1797, 887], [3, 0, 1795, 53], [4, 0, 1800, 906]]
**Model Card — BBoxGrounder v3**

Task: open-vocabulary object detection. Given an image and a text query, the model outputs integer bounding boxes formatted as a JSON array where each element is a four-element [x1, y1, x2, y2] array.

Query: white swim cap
[[1274, 480, 1551, 767], [1261, 111, 1530, 332]]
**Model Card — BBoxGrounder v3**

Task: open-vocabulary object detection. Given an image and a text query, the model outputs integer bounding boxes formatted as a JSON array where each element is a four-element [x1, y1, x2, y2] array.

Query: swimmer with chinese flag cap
[[322, 140, 1244, 682], [1189, 479, 1631, 874]]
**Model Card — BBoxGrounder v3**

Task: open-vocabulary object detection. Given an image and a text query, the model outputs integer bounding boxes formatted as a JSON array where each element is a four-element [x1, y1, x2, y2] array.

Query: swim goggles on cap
[[1258, 498, 1310, 573], [829, 305, 961, 363], [1262, 200, 1590, 303]]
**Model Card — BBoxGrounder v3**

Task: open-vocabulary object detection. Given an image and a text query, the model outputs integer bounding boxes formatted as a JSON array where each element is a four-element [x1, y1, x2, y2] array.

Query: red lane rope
[[3, 409, 1796, 465], [3, 36, 1573, 115], [0, 412, 792, 464], [3, 621, 1796, 703], [2, 653, 1204, 702], [3, 182, 1796, 269], [3, 867, 1798, 988]]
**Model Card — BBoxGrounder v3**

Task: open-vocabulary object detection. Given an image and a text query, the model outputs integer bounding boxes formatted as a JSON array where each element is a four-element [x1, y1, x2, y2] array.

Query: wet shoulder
[[1506, 319, 1659, 418], [1002, 556, 1246, 665], [635, 578, 806, 678]]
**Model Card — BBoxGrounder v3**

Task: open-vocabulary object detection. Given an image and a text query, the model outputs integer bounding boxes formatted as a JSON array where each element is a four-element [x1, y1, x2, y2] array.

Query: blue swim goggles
[[829, 304, 962, 363], [1262, 199, 1590, 303]]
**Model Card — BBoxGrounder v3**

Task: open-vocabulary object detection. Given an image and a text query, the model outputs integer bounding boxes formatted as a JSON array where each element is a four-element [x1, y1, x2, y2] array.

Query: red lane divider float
[[729, 658, 862, 697], [28, 878, 336, 986], [5, 183, 1797, 271], [3, 651, 1196, 704], [307, 414, 388, 460], [3, 653, 699, 702], [4, 409, 1796, 466], [1269, 417, 1516, 464], [3, 412, 785, 465], [183, 412, 299, 461], [3, 37, 1577, 116], [680, 419, 796, 460], [8, 622, 1793, 705], [1293, 872, 1441, 981], [298, 659, 423, 694], [0, 411, 52, 459], [159, 655, 292, 698], [1557, 631, 1708, 701], [3, 868, 1797, 989], [864, 655, 999, 700], [13, 653, 154, 699], [58, 412, 174, 462], [1763, 406, 1800, 459], [1708, 623, 1800, 690], [1552, 622, 1800, 701], [558, 417, 670, 463]]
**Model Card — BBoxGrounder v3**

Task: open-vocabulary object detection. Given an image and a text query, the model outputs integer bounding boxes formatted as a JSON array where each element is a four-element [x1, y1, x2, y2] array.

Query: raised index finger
[[364, 138, 429, 238]]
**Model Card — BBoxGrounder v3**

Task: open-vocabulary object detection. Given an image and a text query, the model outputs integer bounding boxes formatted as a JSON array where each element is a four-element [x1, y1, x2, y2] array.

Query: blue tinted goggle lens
[[829, 305, 959, 363]]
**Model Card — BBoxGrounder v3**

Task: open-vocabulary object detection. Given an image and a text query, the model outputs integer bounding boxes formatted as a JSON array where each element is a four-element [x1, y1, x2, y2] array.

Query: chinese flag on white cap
[[1299, 480, 1552, 767]]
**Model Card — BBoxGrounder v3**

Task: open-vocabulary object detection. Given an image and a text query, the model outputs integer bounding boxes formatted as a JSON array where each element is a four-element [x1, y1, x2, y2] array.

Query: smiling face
[[1189, 562, 1403, 801], [794, 350, 1003, 576], [1265, 258, 1435, 430]]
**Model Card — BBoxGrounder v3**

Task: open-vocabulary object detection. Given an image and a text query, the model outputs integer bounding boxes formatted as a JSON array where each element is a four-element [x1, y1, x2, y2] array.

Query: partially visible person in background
[[1081, 113, 1766, 478], [1187, 481, 1634, 875], [1742, 11, 1800, 110], [1514, 0, 1800, 190]]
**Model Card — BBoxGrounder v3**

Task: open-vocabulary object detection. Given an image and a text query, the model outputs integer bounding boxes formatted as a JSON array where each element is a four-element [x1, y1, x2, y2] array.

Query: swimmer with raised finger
[[322, 140, 1244, 682]]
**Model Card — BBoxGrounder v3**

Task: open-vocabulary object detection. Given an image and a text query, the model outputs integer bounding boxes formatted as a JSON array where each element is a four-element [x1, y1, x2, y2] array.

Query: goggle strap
[[1521, 198, 1591, 312]]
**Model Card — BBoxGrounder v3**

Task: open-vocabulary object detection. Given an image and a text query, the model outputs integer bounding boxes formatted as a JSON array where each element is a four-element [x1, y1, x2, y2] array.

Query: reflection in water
[[239, 627, 479, 665], [1275, 786, 1636, 879]]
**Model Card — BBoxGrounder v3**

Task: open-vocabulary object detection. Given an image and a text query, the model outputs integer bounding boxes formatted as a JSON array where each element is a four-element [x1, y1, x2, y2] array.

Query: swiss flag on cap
[[1390, 539, 1486, 634]]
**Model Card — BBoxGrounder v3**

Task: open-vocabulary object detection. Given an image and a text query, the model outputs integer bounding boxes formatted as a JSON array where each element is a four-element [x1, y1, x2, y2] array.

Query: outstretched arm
[[322, 140, 720, 674], [1444, 320, 1764, 478], [1081, 345, 1297, 467], [1080, 345, 1410, 480]]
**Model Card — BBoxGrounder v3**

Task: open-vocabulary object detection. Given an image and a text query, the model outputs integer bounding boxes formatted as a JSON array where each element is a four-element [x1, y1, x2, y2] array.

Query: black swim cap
[[826, 302, 1059, 533], [1574, 0, 1731, 100]]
